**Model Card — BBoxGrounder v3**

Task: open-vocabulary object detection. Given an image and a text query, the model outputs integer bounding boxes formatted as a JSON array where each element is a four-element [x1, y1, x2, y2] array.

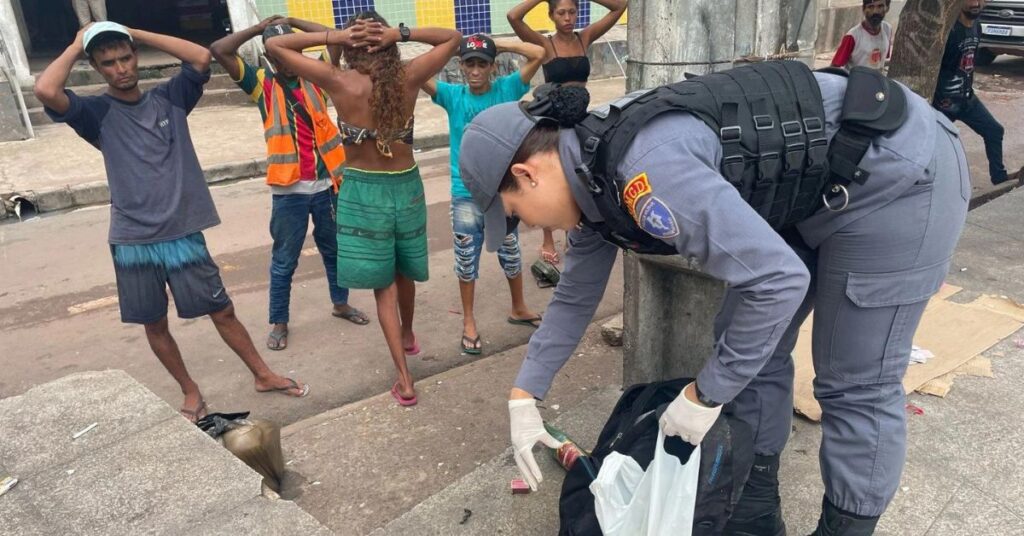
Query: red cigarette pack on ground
[[510, 478, 531, 494]]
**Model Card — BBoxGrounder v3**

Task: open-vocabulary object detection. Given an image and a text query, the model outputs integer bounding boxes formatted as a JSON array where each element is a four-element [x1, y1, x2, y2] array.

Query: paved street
[[0, 147, 624, 427]]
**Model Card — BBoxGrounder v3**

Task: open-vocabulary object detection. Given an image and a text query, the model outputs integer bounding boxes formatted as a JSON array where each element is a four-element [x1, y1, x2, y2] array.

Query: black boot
[[808, 496, 879, 536], [723, 454, 786, 536]]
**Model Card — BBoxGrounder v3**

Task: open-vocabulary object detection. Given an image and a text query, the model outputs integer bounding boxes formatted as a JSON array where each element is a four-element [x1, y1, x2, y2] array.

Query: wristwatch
[[398, 23, 411, 42], [694, 383, 722, 408]]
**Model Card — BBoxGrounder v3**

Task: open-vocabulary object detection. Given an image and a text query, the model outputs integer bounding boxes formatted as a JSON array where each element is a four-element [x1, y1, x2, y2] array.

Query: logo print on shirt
[[870, 48, 882, 65], [636, 196, 679, 239], [622, 172, 652, 218], [960, 50, 976, 74], [159, 118, 170, 128]]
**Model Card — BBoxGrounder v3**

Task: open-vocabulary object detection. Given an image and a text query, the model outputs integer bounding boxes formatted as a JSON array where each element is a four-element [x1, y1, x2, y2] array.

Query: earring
[[530, 181, 537, 187]]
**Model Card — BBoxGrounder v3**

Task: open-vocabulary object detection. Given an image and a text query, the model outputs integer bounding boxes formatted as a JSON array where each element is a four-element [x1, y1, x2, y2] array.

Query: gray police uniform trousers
[[719, 119, 970, 516]]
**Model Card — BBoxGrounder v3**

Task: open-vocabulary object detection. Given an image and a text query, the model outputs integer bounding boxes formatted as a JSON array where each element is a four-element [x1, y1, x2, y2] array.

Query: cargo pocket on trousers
[[936, 114, 971, 202], [828, 261, 949, 385]]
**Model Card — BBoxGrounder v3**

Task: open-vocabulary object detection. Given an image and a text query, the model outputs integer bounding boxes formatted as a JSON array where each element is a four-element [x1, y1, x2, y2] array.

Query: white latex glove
[[659, 382, 722, 446], [509, 398, 563, 490]]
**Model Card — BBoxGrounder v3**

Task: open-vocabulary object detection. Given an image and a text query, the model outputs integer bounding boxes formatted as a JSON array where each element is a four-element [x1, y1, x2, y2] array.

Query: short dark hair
[[548, 0, 580, 15], [499, 124, 561, 193], [87, 34, 136, 61], [863, 0, 890, 6]]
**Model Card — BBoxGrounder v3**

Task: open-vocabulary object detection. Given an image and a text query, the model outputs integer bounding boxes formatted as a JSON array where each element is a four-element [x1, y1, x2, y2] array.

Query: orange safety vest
[[263, 78, 346, 190]]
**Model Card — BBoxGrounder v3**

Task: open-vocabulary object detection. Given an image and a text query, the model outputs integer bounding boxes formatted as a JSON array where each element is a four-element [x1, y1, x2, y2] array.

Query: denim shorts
[[450, 196, 522, 282]]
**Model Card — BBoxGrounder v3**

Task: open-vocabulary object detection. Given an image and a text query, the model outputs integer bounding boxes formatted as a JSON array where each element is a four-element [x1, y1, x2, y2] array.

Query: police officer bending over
[[459, 61, 969, 535]]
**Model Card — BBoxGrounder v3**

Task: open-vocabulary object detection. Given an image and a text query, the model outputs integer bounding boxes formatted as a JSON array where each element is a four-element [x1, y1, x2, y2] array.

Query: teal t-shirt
[[433, 71, 531, 199]]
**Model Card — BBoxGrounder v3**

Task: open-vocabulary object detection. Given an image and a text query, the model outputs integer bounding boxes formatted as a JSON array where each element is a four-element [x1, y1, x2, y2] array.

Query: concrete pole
[[0, 0, 31, 84], [226, 0, 264, 65], [620, 0, 818, 386]]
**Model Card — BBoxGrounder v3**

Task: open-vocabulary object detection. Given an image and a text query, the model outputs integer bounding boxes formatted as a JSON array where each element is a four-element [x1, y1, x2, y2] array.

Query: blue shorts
[[111, 233, 232, 324], [450, 196, 522, 282]]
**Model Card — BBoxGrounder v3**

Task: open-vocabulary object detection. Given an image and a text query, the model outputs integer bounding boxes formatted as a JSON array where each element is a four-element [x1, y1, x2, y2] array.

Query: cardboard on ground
[[793, 285, 1024, 421]]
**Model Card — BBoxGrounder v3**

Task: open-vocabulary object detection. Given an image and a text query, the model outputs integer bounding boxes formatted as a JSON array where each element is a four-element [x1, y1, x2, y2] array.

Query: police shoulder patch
[[622, 172, 652, 217], [635, 196, 680, 239]]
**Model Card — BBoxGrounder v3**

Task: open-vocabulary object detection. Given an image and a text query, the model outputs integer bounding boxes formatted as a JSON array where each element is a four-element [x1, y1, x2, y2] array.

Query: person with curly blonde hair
[[267, 13, 460, 406]]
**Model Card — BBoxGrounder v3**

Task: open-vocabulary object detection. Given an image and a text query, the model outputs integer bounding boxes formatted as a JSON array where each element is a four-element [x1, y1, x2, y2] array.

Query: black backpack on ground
[[558, 378, 755, 535]]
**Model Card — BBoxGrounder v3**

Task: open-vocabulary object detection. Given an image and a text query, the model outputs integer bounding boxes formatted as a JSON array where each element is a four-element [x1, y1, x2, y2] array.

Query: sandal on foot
[[180, 399, 208, 424], [461, 334, 482, 355], [332, 307, 370, 325], [266, 329, 288, 351], [508, 314, 543, 328], [391, 382, 418, 407], [257, 378, 310, 398], [404, 336, 421, 357]]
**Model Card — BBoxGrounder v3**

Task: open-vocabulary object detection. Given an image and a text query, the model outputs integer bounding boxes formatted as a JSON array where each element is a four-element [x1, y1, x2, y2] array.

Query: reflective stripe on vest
[[262, 78, 346, 188]]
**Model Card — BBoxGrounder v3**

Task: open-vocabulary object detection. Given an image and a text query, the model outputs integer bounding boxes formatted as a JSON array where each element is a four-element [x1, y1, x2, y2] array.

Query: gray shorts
[[111, 233, 232, 324]]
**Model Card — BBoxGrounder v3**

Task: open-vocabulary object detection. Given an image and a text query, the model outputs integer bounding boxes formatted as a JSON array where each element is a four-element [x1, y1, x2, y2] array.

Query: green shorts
[[336, 166, 429, 289]]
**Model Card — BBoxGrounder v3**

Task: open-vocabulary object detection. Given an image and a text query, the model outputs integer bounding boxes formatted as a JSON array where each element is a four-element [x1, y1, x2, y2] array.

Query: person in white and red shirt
[[831, 0, 892, 71]]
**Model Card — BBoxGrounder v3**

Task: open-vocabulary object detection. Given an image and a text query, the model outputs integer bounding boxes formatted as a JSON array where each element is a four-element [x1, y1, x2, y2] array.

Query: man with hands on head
[[34, 22, 310, 424]]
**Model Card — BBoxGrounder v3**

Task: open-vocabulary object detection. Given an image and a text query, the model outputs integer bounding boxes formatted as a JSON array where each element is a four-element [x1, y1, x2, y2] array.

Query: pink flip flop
[[391, 383, 418, 407], [404, 335, 421, 357]]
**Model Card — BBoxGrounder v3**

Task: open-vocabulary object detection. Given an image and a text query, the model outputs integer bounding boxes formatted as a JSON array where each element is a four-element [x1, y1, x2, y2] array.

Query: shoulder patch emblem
[[622, 172, 652, 217], [636, 196, 680, 239]]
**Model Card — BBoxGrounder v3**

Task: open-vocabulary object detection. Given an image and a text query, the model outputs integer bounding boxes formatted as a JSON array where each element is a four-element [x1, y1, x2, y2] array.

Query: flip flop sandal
[[390, 382, 418, 407], [508, 315, 543, 328], [180, 399, 208, 424], [266, 329, 288, 351], [404, 335, 421, 357], [461, 334, 482, 355], [258, 377, 310, 398], [332, 307, 370, 325], [531, 259, 561, 288]]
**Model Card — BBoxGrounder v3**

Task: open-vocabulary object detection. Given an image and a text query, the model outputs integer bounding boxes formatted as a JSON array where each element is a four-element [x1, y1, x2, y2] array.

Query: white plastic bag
[[590, 431, 701, 536]]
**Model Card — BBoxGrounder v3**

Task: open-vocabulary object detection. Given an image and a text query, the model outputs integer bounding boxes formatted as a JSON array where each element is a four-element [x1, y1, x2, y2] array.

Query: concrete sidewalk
[[0, 370, 332, 535]]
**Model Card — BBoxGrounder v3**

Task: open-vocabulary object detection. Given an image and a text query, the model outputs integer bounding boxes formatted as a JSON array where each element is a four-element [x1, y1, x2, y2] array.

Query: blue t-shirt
[[433, 71, 531, 198], [45, 63, 219, 245]]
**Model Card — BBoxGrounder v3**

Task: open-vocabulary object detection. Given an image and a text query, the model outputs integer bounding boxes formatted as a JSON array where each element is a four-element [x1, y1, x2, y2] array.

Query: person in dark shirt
[[33, 22, 310, 423], [934, 0, 1022, 185]]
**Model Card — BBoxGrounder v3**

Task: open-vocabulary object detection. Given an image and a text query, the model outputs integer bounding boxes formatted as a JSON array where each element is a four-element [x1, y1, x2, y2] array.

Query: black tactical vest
[[569, 60, 908, 255]]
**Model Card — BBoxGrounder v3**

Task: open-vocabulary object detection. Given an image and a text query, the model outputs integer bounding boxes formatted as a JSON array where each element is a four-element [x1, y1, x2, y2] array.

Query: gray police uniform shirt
[[45, 63, 220, 245], [515, 72, 945, 404]]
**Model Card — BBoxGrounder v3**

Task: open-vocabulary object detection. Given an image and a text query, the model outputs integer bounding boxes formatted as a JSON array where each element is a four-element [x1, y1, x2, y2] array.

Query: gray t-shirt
[[46, 64, 220, 245]]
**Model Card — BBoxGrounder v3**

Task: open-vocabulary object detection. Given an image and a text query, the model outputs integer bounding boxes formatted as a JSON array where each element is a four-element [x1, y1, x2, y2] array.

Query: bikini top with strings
[[337, 116, 415, 157], [542, 32, 592, 84]]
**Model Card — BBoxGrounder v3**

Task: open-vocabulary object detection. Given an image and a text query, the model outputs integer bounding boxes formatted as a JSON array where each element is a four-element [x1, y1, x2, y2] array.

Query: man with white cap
[[34, 22, 311, 423]]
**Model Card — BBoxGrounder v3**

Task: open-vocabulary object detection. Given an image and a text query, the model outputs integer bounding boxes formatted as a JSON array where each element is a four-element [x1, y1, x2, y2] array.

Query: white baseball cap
[[83, 21, 132, 55]]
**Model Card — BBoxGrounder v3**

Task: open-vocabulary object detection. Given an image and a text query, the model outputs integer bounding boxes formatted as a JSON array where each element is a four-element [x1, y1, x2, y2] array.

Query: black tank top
[[542, 33, 591, 84]]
